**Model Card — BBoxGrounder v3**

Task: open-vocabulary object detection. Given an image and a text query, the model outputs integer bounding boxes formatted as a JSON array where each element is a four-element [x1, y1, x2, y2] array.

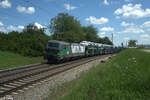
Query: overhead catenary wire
[[0, 0, 40, 24], [23, 0, 54, 17], [0, 10, 31, 25], [22, 0, 57, 31]]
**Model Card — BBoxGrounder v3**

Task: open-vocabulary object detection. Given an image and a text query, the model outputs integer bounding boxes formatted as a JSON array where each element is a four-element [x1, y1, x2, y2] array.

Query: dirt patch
[[142, 49, 150, 53]]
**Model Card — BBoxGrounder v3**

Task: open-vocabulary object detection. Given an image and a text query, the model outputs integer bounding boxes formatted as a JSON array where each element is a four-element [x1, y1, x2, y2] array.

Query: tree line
[[0, 13, 112, 57], [0, 25, 50, 56], [50, 13, 112, 44]]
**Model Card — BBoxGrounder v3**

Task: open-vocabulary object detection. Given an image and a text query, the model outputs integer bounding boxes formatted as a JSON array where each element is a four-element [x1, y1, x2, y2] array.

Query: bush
[[0, 25, 51, 57]]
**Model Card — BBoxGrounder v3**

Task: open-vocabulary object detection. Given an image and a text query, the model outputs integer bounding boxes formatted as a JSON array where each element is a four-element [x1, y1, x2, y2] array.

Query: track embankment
[[0, 55, 113, 100]]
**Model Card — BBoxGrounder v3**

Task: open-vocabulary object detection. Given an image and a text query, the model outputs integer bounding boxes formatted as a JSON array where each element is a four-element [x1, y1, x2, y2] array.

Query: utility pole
[[111, 33, 113, 46]]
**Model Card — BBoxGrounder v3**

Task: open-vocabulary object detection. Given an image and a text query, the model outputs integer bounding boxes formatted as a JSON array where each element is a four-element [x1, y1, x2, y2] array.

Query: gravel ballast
[[4, 55, 112, 100]]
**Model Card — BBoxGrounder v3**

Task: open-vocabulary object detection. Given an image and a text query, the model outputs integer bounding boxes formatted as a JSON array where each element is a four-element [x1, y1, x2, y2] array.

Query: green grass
[[0, 51, 46, 70], [59, 49, 150, 100]]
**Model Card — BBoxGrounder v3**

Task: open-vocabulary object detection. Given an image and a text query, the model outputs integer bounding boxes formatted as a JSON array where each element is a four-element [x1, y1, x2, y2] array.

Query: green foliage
[[0, 24, 51, 57], [137, 45, 146, 49], [102, 37, 113, 45], [50, 13, 84, 42], [49, 13, 112, 44], [128, 40, 137, 47], [0, 51, 45, 70], [0, 13, 112, 57], [82, 25, 98, 42], [60, 49, 150, 100]]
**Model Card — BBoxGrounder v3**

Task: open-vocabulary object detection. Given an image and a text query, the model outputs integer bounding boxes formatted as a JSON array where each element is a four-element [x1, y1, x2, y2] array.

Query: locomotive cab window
[[48, 42, 59, 48]]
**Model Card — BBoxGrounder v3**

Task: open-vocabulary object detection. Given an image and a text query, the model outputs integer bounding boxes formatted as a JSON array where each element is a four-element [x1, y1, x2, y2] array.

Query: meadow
[[59, 49, 150, 100], [0, 51, 46, 70]]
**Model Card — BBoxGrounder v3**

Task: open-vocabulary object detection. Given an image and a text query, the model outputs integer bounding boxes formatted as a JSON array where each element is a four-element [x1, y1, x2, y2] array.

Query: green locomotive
[[44, 40, 85, 63]]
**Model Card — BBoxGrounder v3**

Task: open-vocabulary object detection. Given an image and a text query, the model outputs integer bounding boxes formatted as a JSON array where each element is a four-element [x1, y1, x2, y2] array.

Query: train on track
[[44, 40, 123, 63]]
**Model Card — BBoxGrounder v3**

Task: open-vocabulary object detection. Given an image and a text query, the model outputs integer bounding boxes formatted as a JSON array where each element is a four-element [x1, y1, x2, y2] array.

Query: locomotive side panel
[[71, 43, 85, 57]]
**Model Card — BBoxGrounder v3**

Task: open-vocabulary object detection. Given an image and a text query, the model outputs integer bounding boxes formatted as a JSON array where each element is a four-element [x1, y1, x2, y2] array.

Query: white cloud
[[100, 27, 114, 32], [34, 22, 44, 29], [119, 26, 144, 34], [85, 16, 109, 25], [7, 25, 24, 31], [64, 4, 77, 11], [99, 32, 106, 38], [17, 6, 26, 12], [125, 0, 131, 2], [0, 0, 11, 8], [104, 0, 109, 5], [0, 24, 44, 32], [0, 27, 7, 32], [114, 3, 150, 19], [18, 25, 24, 30], [7, 25, 18, 31], [0, 23, 43, 32], [140, 34, 150, 38], [142, 21, 150, 28], [0, 21, 4, 26], [121, 21, 129, 27], [27, 7, 35, 14], [120, 21, 134, 27], [0, 25, 24, 32], [17, 6, 35, 14]]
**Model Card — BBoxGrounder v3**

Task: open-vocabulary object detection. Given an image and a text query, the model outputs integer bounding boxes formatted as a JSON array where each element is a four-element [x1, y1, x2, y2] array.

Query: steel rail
[[0, 57, 93, 85]]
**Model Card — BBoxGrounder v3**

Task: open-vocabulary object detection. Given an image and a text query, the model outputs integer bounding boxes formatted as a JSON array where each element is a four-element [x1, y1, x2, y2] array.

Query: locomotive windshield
[[48, 42, 59, 48]]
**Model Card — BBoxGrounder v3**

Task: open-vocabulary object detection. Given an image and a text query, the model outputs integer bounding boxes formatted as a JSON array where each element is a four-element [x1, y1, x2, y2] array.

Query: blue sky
[[0, 0, 150, 46]]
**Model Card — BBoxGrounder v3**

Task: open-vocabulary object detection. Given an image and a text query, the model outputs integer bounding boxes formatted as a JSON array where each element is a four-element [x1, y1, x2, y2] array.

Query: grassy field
[[58, 49, 150, 100], [0, 51, 46, 70]]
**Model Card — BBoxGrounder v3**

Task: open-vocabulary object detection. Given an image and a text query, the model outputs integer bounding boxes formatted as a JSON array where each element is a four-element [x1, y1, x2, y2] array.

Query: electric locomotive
[[44, 40, 85, 63]]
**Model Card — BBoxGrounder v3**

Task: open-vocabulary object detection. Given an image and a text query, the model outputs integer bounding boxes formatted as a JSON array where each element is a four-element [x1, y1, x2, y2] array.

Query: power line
[[0, 10, 30, 23], [0, 0, 37, 23], [23, 0, 53, 17], [22, 0, 55, 30]]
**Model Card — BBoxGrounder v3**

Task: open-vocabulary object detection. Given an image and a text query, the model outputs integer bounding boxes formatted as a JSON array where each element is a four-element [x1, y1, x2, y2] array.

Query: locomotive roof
[[103, 44, 113, 47], [48, 40, 69, 45]]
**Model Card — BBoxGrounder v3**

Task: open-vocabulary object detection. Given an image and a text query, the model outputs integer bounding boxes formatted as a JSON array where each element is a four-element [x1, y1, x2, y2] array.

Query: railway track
[[0, 55, 111, 98]]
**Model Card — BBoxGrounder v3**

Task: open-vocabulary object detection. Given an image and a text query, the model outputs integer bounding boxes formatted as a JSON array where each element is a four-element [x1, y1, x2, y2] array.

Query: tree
[[0, 24, 50, 57], [23, 24, 45, 35], [49, 13, 84, 42], [82, 25, 98, 42], [97, 38, 103, 43], [128, 40, 137, 47], [101, 37, 113, 45]]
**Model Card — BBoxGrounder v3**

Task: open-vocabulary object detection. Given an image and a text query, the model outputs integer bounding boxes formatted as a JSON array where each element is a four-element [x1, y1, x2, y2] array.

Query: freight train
[[44, 40, 123, 63]]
